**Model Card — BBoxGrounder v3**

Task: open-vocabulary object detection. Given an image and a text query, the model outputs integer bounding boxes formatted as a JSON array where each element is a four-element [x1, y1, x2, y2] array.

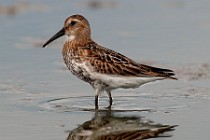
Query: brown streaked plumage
[[43, 14, 177, 109]]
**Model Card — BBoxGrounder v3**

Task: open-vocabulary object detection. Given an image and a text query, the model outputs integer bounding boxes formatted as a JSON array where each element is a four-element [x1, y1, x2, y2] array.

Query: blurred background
[[0, 0, 210, 140]]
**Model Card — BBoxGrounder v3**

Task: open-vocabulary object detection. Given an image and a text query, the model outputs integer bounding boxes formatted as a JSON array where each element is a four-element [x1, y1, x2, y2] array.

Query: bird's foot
[[105, 105, 112, 110]]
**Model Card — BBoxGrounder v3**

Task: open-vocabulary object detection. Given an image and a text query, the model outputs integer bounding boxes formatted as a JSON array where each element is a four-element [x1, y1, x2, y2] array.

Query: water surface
[[0, 0, 210, 139]]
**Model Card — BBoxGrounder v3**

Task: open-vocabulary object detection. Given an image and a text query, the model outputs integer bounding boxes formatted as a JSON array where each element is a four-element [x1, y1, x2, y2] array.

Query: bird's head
[[43, 14, 91, 48]]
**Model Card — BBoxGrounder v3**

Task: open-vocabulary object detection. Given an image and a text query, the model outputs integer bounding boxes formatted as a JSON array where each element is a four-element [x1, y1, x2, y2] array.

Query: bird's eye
[[69, 21, 76, 26]]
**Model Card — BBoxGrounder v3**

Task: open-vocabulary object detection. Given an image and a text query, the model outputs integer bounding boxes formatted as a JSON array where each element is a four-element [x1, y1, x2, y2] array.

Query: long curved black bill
[[43, 28, 65, 48]]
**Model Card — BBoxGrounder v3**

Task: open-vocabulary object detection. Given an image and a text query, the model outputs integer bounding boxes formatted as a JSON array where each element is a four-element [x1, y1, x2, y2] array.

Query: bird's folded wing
[[81, 42, 176, 79]]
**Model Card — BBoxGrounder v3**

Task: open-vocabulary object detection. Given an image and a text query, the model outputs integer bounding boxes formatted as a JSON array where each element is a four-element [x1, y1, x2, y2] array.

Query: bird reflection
[[66, 110, 177, 140]]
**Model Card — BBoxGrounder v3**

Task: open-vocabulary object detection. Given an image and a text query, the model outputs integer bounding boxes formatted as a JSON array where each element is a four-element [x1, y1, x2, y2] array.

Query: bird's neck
[[66, 34, 91, 43], [64, 35, 93, 51]]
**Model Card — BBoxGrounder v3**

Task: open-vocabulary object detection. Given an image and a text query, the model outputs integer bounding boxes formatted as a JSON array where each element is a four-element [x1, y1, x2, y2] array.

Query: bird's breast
[[62, 46, 94, 83]]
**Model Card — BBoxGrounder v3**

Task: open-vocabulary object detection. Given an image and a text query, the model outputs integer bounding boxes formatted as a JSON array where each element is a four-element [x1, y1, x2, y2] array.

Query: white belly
[[90, 72, 164, 90], [68, 61, 165, 90]]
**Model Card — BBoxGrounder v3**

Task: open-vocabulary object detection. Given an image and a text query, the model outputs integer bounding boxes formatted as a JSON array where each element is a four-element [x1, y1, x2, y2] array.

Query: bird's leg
[[95, 95, 99, 110], [106, 91, 113, 109], [95, 89, 100, 110]]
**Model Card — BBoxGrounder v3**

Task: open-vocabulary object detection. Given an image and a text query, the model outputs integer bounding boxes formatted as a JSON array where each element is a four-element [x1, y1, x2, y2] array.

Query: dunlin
[[43, 14, 177, 109]]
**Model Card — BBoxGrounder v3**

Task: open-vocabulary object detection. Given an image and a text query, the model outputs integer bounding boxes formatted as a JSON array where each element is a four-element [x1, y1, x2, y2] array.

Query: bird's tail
[[139, 64, 177, 80]]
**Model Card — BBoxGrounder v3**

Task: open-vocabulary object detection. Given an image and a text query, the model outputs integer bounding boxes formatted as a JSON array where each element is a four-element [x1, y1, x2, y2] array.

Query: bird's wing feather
[[80, 42, 176, 79]]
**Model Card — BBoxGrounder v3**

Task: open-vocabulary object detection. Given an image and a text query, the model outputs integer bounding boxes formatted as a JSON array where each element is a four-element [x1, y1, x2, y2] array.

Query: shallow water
[[1, 0, 210, 140]]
